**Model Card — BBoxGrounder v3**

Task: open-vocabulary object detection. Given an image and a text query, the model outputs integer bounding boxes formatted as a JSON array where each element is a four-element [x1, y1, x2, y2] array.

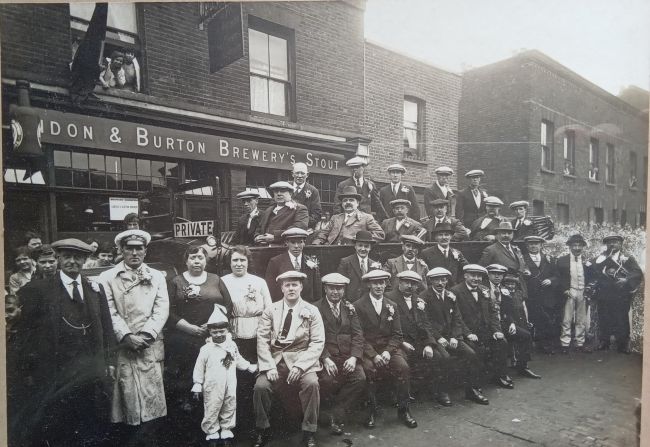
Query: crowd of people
[[5, 157, 644, 447]]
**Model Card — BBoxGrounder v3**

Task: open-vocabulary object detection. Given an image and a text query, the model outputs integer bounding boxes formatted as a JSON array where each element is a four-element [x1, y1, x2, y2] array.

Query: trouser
[[253, 361, 320, 433], [506, 325, 532, 366], [404, 343, 438, 395], [362, 348, 410, 410], [466, 337, 510, 379], [528, 299, 557, 347], [430, 340, 482, 391], [598, 296, 632, 348], [318, 356, 367, 421], [560, 292, 588, 347]]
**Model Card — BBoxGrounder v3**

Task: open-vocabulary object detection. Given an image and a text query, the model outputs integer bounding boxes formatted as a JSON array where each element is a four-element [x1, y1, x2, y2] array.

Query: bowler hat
[[352, 230, 375, 244], [339, 185, 362, 201], [431, 222, 454, 234], [566, 234, 587, 246]]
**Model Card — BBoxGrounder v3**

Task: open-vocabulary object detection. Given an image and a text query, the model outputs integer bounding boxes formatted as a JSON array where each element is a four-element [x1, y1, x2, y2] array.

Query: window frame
[[540, 120, 554, 171], [589, 138, 600, 182], [629, 151, 638, 189], [605, 143, 616, 185], [563, 130, 576, 176], [402, 96, 426, 162]]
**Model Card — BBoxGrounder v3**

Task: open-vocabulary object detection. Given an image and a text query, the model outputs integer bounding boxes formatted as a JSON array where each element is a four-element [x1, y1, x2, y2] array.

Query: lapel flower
[[620, 255, 628, 263], [245, 284, 257, 301], [595, 254, 607, 264], [416, 298, 426, 311], [343, 300, 356, 316], [137, 267, 153, 285], [401, 186, 410, 193], [451, 249, 460, 260], [481, 190, 487, 198], [305, 255, 319, 269], [585, 261, 592, 267], [183, 284, 201, 300], [545, 254, 551, 263], [89, 280, 101, 293], [523, 219, 532, 226], [285, 201, 296, 210], [481, 287, 490, 298], [404, 221, 411, 228], [299, 307, 311, 320], [500, 288, 510, 297], [386, 303, 395, 321], [447, 291, 456, 301], [304, 189, 312, 198], [370, 261, 382, 270]]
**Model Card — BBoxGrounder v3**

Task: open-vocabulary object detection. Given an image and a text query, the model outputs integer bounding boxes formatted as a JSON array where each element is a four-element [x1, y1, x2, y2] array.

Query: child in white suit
[[192, 305, 257, 446]]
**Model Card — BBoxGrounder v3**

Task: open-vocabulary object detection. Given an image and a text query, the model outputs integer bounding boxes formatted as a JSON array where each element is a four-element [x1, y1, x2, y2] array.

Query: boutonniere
[[285, 201, 296, 210], [596, 255, 606, 264], [481, 190, 487, 198], [299, 308, 312, 320], [137, 267, 153, 285], [501, 288, 510, 296], [386, 303, 395, 321], [447, 291, 456, 301], [451, 249, 460, 260], [183, 284, 201, 300], [523, 219, 532, 226], [89, 280, 101, 293], [404, 221, 411, 228], [416, 298, 426, 311], [370, 261, 382, 269], [343, 300, 356, 316], [481, 288, 490, 298], [368, 182, 374, 191], [585, 261, 592, 267], [401, 186, 409, 193], [305, 255, 319, 269], [245, 285, 257, 301], [304, 190, 312, 198], [545, 254, 551, 263], [620, 255, 629, 263]]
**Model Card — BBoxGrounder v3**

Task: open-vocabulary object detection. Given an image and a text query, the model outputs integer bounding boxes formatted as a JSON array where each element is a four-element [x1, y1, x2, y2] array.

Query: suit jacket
[[470, 215, 504, 241], [264, 252, 322, 302], [336, 254, 382, 302], [423, 183, 454, 218], [455, 187, 487, 227], [378, 183, 420, 221], [255, 203, 309, 244], [479, 242, 527, 275], [500, 288, 528, 329], [423, 216, 469, 242], [256, 298, 325, 373], [335, 177, 388, 220], [313, 210, 385, 245], [381, 216, 426, 242], [421, 244, 468, 285], [420, 288, 465, 340], [451, 282, 500, 339], [293, 183, 322, 229], [523, 252, 558, 308], [385, 289, 435, 347], [511, 217, 536, 241], [556, 254, 597, 296], [313, 298, 365, 360], [232, 211, 260, 245], [592, 251, 644, 297], [353, 294, 404, 358], [385, 255, 429, 292]]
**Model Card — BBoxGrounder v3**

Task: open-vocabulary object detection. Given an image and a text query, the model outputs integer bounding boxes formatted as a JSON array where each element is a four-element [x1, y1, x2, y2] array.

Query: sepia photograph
[[1, 0, 648, 446]]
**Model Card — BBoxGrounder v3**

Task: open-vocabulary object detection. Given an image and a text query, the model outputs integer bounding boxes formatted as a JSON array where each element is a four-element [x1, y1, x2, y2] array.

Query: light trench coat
[[98, 262, 169, 425]]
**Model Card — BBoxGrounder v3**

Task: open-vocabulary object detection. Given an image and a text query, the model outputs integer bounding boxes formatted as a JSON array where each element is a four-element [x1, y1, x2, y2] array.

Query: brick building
[[459, 50, 648, 226]]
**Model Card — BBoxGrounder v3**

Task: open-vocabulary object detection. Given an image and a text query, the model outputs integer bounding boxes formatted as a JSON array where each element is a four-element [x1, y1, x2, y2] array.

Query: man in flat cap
[[381, 198, 426, 242], [421, 267, 487, 406], [353, 270, 417, 429], [379, 163, 420, 221], [291, 162, 323, 230], [255, 182, 309, 245], [423, 198, 469, 242], [385, 234, 429, 291], [421, 223, 469, 286], [264, 228, 322, 302], [12, 239, 114, 446], [98, 229, 170, 439], [314, 273, 366, 436], [509, 201, 535, 241], [253, 271, 325, 447], [334, 157, 388, 221], [233, 190, 261, 245], [470, 196, 505, 241], [424, 166, 456, 219], [592, 234, 644, 353], [455, 170, 488, 227], [313, 186, 384, 245], [336, 230, 384, 301]]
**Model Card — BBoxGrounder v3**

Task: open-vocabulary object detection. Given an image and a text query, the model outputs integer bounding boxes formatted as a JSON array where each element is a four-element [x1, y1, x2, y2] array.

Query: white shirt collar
[[289, 253, 302, 265], [369, 293, 383, 302], [60, 271, 81, 285], [437, 244, 449, 253]]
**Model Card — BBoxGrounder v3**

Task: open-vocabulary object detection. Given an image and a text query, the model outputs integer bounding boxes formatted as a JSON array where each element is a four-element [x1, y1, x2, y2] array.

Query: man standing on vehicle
[[255, 181, 309, 245], [233, 190, 261, 246], [291, 162, 322, 231], [378, 163, 420, 221], [334, 156, 388, 220]]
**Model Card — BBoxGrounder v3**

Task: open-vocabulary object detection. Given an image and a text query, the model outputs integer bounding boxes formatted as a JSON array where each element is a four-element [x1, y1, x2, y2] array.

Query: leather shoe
[[518, 368, 542, 379], [465, 387, 489, 405], [560, 346, 570, 354], [329, 417, 343, 435], [365, 412, 376, 429], [303, 432, 317, 447], [252, 431, 269, 447], [576, 345, 593, 353], [435, 392, 452, 407], [496, 376, 514, 389], [222, 440, 233, 447], [597, 341, 610, 351], [397, 408, 418, 428], [541, 345, 555, 355], [504, 374, 513, 384]]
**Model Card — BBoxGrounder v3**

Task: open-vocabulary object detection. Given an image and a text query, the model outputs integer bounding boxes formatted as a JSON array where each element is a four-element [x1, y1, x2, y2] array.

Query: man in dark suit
[[233, 190, 261, 245], [424, 166, 456, 218], [509, 200, 536, 242], [421, 267, 488, 406], [381, 199, 426, 242], [455, 169, 488, 227], [451, 264, 512, 390], [334, 156, 388, 221], [478, 221, 531, 292], [353, 269, 417, 429], [255, 181, 309, 245], [291, 162, 322, 230], [336, 230, 383, 301], [421, 223, 469, 286], [522, 236, 559, 354], [12, 238, 114, 447], [470, 196, 505, 241], [422, 198, 469, 242], [314, 273, 367, 435], [385, 234, 429, 291], [265, 228, 322, 302], [378, 163, 420, 221], [592, 234, 644, 353]]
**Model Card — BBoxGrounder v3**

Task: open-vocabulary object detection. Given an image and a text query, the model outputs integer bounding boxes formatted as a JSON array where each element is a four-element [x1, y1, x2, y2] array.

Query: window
[[532, 200, 545, 216], [563, 131, 576, 175], [556, 203, 569, 224], [605, 144, 615, 184], [70, 3, 142, 92], [621, 209, 628, 226], [589, 138, 600, 181], [591, 207, 604, 225], [540, 120, 554, 170], [248, 18, 294, 117], [309, 173, 346, 214], [611, 208, 618, 224], [629, 152, 638, 188], [403, 98, 425, 161]]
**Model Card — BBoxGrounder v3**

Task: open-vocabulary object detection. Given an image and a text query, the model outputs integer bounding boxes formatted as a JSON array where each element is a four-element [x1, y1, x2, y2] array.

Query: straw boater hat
[[114, 229, 151, 247]]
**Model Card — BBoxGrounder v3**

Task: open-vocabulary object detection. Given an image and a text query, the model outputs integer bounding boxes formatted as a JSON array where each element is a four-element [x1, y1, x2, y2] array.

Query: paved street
[[261, 350, 641, 447]]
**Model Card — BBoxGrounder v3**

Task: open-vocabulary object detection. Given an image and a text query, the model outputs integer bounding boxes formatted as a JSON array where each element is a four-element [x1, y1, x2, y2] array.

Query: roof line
[[364, 38, 461, 77]]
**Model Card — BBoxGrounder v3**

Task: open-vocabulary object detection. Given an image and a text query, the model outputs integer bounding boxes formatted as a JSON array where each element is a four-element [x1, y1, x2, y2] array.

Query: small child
[[192, 305, 257, 446]]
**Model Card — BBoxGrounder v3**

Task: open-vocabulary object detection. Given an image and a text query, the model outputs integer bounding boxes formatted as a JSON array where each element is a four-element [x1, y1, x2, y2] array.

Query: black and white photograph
[[1, 0, 648, 446]]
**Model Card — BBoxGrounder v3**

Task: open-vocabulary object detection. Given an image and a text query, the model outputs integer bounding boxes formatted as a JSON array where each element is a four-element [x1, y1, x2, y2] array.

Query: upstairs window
[[540, 120, 554, 170], [605, 144, 615, 184], [589, 138, 600, 181], [563, 131, 576, 175], [403, 97, 425, 161], [629, 152, 638, 188]]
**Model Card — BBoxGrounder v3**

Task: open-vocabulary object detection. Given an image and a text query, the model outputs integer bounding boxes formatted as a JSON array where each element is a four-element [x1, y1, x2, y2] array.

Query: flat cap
[[346, 156, 368, 167], [486, 264, 508, 273], [463, 264, 488, 274], [321, 273, 350, 285], [387, 163, 406, 173], [237, 190, 260, 200], [396, 270, 423, 282], [400, 234, 425, 245], [602, 234, 624, 243], [524, 235, 546, 244], [276, 270, 307, 283], [494, 221, 514, 232], [465, 169, 485, 178], [431, 199, 449, 207], [484, 196, 504, 206], [509, 200, 529, 209], [268, 181, 294, 191], [390, 198, 411, 208], [281, 227, 309, 239], [435, 166, 454, 175], [362, 269, 391, 282], [115, 229, 151, 247], [51, 238, 94, 254], [427, 267, 452, 278]]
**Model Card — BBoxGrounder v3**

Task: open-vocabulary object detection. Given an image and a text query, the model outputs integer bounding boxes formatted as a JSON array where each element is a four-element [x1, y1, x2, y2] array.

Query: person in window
[[233, 190, 261, 246], [563, 160, 573, 176], [455, 170, 488, 227], [629, 176, 638, 188], [291, 162, 322, 230], [9, 246, 36, 295], [254, 182, 309, 246], [588, 164, 599, 181], [99, 50, 126, 90], [123, 50, 141, 92], [378, 164, 420, 222], [23, 231, 43, 253]]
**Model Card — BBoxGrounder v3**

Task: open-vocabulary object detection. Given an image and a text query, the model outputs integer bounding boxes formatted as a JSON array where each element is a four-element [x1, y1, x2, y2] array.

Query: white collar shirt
[[289, 253, 303, 270], [436, 181, 449, 197], [530, 253, 541, 266], [279, 300, 301, 343], [247, 208, 259, 229], [403, 256, 415, 270], [392, 182, 401, 195], [437, 244, 449, 258], [369, 294, 383, 315], [60, 271, 84, 301], [570, 255, 585, 290], [472, 188, 481, 207], [403, 295, 412, 309], [273, 205, 285, 215]]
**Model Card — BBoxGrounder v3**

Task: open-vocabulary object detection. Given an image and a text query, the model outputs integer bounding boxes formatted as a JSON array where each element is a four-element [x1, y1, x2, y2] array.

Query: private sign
[[174, 221, 214, 238]]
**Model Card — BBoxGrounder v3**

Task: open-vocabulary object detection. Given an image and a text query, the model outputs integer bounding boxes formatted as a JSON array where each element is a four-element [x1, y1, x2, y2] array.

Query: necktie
[[357, 179, 362, 187], [280, 309, 293, 340], [293, 257, 301, 270], [71, 280, 82, 302], [575, 255, 580, 263], [473, 189, 479, 198], [332, 305, 340, 319], [443, 249, 448, 259], [393, 184, 398, 196], [361, 259, 368, 274]]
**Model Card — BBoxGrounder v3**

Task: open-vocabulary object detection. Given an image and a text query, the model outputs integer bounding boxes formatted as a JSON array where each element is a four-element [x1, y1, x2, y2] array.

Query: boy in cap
[[378, 163, 420, 221], [292, 162, 323, 229], [336, 230, 383, 300], [233, 190, 261, 245], [509, 201, 535, 241], [255, 182, 309, 245], [381, 198, 426, 242], [385, 234, 429, 291], [334, 157, 388, 220], [421, 223, 469, 285], [455, 170, 488, 227], [424, 166, 456, 219], [192, 304, 257, 446], [470, 196, 504, 241]]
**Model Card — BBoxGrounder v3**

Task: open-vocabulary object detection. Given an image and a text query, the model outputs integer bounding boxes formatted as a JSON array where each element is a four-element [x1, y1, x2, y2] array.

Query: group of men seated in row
[[233, 157, 537, 246]]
